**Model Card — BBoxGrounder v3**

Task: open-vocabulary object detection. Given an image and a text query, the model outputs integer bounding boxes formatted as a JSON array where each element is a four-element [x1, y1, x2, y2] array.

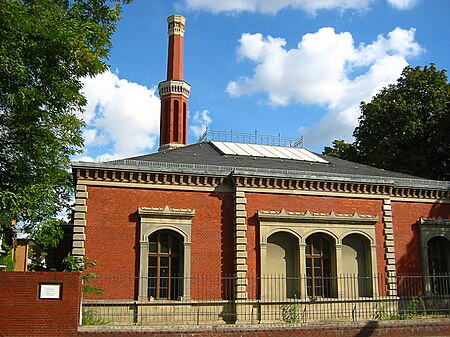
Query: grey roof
[[71, 141, 450, 190], [125, 142, 404, 176]]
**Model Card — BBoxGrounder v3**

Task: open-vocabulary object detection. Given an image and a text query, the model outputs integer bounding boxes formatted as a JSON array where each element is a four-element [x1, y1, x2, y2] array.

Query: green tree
[[0, 0, 131, 252], [323, 139, 360, 163], [324, 64, 450, 181]]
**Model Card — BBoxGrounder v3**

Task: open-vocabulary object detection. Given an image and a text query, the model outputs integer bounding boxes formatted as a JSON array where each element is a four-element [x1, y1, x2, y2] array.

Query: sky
[[76, 0, 450, 162]]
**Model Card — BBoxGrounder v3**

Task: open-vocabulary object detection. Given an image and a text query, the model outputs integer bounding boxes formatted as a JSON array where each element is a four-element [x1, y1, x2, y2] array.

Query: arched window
[[306, 234, 336, 298], [162, 100, 169, 143], [148, 230, 183, 300], [173, 100, 179, 143], [182, 102, 187, 143], [428, 236, 450, 294]]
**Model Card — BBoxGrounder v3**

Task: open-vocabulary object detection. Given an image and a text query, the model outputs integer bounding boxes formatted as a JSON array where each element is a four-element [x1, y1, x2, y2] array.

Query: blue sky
[[76, 0, 450, 162]]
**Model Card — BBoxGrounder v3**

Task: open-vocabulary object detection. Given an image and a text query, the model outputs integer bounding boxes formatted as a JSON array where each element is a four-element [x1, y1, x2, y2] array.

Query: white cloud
[[78, 70, 160, 161], [179, 0, 415, 13], [82, 128, 109, 147], [387, 0, 417, 10], [227, 27, 423, 147], [189, 110, 212, 138]]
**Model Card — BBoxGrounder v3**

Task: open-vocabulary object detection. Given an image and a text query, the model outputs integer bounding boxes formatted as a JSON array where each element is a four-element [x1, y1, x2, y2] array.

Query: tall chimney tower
[[158, 14, 190, 151]]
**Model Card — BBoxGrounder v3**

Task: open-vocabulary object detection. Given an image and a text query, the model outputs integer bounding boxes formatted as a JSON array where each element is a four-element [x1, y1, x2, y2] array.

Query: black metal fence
[[81, 274, 450, 326]]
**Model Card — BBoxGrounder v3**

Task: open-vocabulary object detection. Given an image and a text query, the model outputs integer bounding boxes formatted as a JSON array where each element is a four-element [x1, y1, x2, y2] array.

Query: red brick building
[[70, 14, 450, 323]]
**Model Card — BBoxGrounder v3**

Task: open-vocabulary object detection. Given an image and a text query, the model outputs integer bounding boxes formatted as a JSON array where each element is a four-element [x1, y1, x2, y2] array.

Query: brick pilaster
[[72, 184, 87, 259], [234, 189, 248, 301], [383, 198, 397, 296]]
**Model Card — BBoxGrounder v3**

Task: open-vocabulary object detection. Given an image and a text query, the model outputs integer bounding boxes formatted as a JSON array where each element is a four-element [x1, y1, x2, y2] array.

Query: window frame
[[138, 206, 195, 301], [305, 233, 336, 298], [148, 230, 183, 300], [419, 217, 450, 295]]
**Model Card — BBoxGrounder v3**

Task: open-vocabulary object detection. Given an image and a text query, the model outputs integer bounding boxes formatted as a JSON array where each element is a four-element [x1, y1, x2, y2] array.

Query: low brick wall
[[79, 318, 450, 336], [0, 271, 82, 337]]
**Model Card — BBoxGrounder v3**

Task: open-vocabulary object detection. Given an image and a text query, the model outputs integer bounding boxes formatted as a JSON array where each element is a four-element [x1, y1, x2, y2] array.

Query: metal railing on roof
[[198, 129, 304, 148]]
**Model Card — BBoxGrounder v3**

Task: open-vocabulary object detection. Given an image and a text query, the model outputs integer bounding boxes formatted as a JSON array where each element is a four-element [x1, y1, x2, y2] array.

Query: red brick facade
[[392, 201, 450, 275], [84, 186, 234, 299], [79, 182, 450, 299]]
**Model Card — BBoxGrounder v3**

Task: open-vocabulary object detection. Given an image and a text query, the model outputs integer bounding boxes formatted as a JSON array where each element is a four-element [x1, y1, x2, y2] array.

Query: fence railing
[[81, 274, 450, 326]]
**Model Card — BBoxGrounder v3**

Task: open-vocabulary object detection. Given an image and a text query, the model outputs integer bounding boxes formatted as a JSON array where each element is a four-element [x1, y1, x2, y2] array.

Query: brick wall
[[392, 201, 450, 275], [84, 186, 234, 299], [78, 319, 450, 336], [0, 271, 82, 337], [84, 184, 450, 300]]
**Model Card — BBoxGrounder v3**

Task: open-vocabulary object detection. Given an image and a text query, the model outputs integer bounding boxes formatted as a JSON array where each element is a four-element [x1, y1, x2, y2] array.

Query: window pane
[[306, 244, 311, 255], [313, 244, 321, 255], [149, 242, 157, 253], [148, 267, 157, 277], [160, 232, 168, 243], [172, 243, 180, 255], [149, 257, 157, 268], [160, 243, 169, 253], [147, 230, 184, 300], [160, 257, 169, 268], [160, 288, 168, 299]]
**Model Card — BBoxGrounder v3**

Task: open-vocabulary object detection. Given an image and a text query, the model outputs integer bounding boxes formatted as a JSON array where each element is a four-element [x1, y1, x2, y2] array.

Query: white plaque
[[39, 283, 62, 300]]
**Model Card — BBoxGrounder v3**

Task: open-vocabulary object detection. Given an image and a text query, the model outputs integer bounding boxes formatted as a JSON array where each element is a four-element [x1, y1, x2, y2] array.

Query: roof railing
[[198, 128, 303, 148]]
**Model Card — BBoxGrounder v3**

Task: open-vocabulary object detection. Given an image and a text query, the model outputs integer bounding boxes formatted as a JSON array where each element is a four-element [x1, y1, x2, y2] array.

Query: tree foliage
[[324, 64, 450, 181], [0, 0, 131, 250], [323, 139, 360, 163]]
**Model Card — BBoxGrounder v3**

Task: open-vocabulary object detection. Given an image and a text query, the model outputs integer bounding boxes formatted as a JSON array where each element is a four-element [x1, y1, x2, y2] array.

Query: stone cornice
[[73, 166, 230, 189], [233, 175, 449, 200], [158, 80, 191, 98], [419, 217, 450, 226], [139, 205, 195, 219], [257, 209, 378, 224], [72, 161, 450, 200]]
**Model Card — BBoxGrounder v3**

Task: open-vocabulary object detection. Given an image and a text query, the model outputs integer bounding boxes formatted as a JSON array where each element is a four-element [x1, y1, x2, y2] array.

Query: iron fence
[[81, 274, 450, 326]]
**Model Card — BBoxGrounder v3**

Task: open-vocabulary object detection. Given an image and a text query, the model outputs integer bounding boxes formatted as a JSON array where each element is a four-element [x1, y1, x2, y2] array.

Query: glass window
[[148, 230, 183, 300], [305, 234, 336, 298], [428, 236, 450, 295]]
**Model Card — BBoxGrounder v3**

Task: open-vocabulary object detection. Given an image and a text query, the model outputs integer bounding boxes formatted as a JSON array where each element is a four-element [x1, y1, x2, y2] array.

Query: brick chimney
[[158, 14, 190, 151]]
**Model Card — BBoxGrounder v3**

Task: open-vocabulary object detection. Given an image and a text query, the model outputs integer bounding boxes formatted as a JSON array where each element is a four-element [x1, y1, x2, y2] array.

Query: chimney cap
[[167, 14, 186, 24]]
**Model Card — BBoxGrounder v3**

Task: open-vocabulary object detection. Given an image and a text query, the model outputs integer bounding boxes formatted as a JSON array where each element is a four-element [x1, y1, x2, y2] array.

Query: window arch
[[258, 209, 379, 299], [138, 206, 194, 301], [418, 217, 450, 295], [428, 236, 450, 275], [173, 100, 179, 142], [182, 102, 187, 143], [428, 236, 450, 295], [148, 230, 183, 300], [162, 100, 169, 143], [305, 233, 336, 298]]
